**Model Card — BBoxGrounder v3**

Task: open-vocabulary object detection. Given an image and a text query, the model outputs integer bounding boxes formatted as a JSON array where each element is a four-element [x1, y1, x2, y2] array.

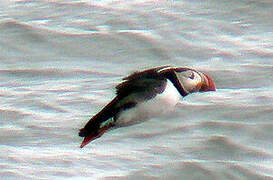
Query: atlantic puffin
[[79, 66, 216, 148]]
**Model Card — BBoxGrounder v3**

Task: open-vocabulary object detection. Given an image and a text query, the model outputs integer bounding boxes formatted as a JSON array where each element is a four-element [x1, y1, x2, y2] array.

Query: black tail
[[79, 96, 119, 137], [79, 97, 119, 147]]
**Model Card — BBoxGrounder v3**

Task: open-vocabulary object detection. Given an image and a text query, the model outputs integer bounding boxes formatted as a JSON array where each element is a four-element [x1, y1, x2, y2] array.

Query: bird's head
[[173, 68, 216, 94], [158, 66, 216, 96]]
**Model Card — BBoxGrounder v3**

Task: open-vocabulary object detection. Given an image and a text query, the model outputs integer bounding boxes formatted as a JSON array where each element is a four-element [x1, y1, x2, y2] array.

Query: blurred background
[[0, 0, 272, 179]]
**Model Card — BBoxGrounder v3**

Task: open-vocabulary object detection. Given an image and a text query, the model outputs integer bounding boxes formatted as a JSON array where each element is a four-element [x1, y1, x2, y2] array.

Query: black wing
[[116, 66, 168, 99]]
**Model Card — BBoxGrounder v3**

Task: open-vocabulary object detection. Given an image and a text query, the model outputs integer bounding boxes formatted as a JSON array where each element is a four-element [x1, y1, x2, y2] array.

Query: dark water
[[0, 0, 272, 179]]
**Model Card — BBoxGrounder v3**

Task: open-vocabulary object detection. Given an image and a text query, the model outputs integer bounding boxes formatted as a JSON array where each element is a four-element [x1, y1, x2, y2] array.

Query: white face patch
[[175, 70, 203, 93]]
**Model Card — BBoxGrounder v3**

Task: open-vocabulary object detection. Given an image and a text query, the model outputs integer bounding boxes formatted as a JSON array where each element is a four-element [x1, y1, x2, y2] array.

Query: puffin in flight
[[79, 65, 216, 148]]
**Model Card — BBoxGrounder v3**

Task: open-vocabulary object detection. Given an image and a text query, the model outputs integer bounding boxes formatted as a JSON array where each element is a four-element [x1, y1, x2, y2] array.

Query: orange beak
[[199, 73, 216, 92]]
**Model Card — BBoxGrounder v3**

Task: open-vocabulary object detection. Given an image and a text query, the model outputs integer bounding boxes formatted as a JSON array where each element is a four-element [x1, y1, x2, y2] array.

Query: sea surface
[[0, 0, 272, 179]]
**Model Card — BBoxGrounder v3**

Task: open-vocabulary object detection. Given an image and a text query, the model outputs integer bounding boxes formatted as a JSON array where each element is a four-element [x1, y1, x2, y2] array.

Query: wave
[[123, 160, 273, 179]]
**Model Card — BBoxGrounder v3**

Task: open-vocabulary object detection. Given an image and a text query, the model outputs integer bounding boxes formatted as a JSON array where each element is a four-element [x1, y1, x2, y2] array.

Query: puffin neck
[[173, 77, 189, 97], [162, 71, 189, 97]]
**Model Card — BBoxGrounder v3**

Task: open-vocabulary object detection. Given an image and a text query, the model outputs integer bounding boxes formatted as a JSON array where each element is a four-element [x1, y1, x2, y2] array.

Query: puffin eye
[[189, 72, 195, 79]]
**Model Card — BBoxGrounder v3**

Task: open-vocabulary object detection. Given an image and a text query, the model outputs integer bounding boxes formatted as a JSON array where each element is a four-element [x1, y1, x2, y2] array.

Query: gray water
[[0, 0, 273, 179]]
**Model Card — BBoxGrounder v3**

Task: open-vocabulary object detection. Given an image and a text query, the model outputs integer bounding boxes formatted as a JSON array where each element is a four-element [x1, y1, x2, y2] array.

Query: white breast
[[116, 79, 181, 126]]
